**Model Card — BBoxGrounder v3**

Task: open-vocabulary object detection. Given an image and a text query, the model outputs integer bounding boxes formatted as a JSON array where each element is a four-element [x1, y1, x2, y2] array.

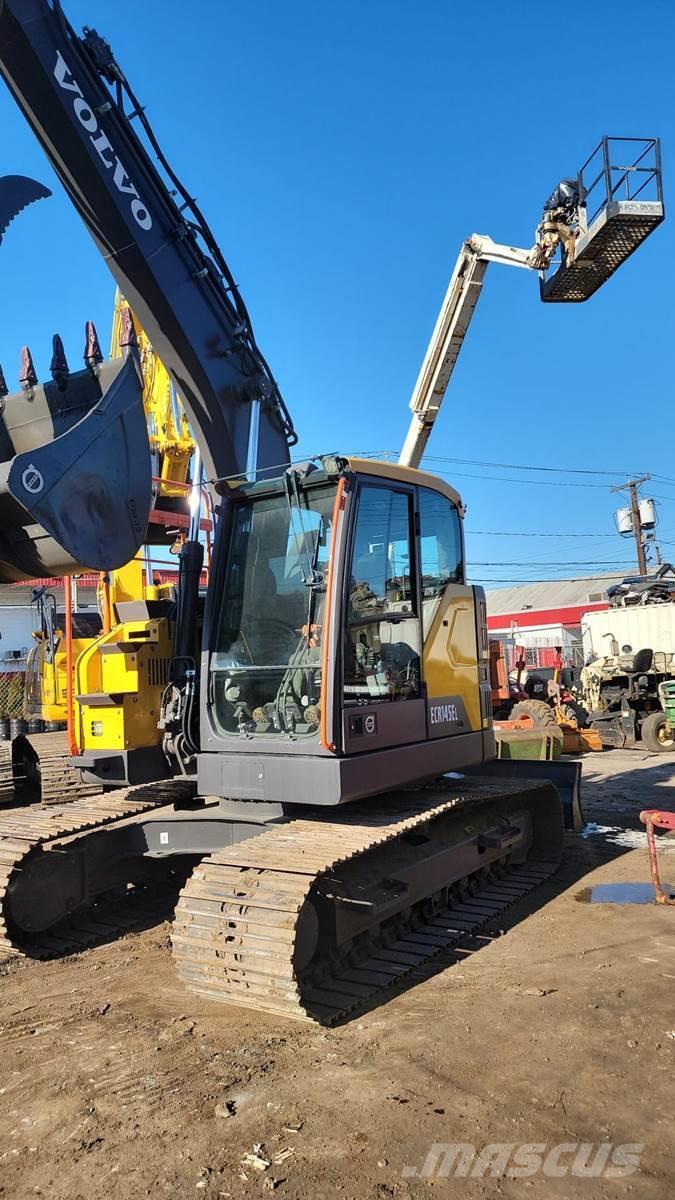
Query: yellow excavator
[[0, 0, 663, 1022], [24, 587, 101, 732]]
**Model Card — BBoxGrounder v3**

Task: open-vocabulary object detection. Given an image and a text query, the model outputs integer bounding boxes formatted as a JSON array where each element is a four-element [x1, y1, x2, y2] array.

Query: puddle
[[575, 882, 673, 904], [580, 822, 647, 849]]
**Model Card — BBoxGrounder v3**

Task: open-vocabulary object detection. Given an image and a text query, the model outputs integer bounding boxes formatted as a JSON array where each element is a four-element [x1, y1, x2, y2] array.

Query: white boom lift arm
[[398, 235, 538, 469]]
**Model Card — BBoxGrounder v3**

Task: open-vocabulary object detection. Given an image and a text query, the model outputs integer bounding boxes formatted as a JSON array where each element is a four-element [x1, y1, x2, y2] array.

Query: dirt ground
[[1, 750, 674, 1200]]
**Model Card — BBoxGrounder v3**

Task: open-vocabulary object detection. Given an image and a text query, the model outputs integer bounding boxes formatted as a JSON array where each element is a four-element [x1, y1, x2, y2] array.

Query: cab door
[[341, 480, 427, 754], [417, 486, 483, 738]]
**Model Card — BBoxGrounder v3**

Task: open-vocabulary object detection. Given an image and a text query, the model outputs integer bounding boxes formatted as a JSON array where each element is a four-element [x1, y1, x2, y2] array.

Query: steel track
[[172, 780, 562, 1025], [0, 780, 193, 960], [14, 731, 102, 805], [0, 739, 13, 804]]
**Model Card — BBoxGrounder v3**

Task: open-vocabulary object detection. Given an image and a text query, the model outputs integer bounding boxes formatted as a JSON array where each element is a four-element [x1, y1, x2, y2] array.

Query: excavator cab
[[199, 455, 492, 806]]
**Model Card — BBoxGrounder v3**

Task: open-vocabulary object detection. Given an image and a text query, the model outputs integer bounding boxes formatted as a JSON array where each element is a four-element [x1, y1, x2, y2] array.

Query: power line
[[431, 467, 614, 489], [421, 455, 645, 478], [355, 449, 675, 496], [360, 449, 649, 479], [467, 560, 636, 567], [470, 573, 630, 584], [466, 529, 618, 538]]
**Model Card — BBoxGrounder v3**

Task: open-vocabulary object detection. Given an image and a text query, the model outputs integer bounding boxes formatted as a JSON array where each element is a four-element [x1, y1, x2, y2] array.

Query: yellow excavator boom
[[110, 290, 195, 499]]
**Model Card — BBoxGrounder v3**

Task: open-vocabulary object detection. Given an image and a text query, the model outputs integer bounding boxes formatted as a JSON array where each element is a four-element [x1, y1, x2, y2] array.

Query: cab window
[[418, 487, 463, 636], [344, 484, 420, 703]]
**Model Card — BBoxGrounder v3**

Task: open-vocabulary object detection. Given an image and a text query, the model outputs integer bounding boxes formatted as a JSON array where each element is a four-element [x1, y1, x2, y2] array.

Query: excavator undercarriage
[[0, 775, 561, 1023]]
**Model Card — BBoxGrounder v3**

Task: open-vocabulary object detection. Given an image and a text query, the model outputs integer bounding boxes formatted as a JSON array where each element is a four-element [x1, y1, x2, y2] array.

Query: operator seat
[[631, 648, 654, 674]]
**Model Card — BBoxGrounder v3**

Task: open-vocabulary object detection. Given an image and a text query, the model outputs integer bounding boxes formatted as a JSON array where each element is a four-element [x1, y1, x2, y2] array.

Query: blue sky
[[1, 0, 674, 587]]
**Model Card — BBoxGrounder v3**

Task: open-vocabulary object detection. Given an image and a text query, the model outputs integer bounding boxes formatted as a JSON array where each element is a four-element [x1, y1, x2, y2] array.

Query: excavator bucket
[[0, 174, 51, 245], [0, 322, 151, 582]]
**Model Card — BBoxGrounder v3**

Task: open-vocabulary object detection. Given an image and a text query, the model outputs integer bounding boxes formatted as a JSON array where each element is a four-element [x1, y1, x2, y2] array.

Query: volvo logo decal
[[21, 464, 44, 495]]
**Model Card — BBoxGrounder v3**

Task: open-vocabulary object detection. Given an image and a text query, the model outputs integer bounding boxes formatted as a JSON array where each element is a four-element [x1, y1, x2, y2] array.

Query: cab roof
[[345, 456, 463, 511], [221, 454, 464, 512]]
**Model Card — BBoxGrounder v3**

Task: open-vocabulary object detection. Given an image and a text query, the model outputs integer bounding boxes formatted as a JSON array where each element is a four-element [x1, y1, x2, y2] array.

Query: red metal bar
[[99, 572, 112, 635], [64, 575, 77, 758], [147, 508, 211, 531], [639, 810, 675, 905]]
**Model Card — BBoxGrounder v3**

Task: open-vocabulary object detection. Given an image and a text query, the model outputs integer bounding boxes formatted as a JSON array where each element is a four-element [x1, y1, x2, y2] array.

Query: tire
[[509, 699, 558, 729], [559, 701, 589, 729], [641, 711, 675, 754]]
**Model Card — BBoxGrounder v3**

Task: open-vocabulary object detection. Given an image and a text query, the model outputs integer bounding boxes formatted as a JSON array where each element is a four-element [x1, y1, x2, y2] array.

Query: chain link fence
[[499, 630, 585, 679], [0, 657, 28, 720]]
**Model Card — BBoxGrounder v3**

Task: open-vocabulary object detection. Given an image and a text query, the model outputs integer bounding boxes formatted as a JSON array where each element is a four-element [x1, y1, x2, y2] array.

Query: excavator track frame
[[173, 778, 563, 1025], [0, 779, 195, 960], [0, 772, 563, 1025]]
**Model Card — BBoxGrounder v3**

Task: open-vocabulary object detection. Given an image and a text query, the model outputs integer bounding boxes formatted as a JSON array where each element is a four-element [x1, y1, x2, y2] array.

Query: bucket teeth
[[84, 320, 103, 370], [0, 362, 7, 399], [19, 345, 37, 389], [50, 334, 70, 389], [119, 305, 139, 349]]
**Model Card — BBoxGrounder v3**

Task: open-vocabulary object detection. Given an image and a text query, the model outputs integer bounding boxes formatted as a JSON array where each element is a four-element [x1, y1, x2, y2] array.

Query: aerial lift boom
[[399, 236, 536, 469]]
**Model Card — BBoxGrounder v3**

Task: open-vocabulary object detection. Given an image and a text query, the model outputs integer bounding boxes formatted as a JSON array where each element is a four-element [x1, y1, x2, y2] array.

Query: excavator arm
[[0, 0, 296, 580]]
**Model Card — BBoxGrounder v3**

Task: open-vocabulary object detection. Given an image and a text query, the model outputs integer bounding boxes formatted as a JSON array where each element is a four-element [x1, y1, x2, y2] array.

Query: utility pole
[[611, 475, 650, 575]]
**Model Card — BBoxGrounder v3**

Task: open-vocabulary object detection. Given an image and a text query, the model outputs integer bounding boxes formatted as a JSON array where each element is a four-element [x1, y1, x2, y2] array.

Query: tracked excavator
[[0, 0, 663, 1023]]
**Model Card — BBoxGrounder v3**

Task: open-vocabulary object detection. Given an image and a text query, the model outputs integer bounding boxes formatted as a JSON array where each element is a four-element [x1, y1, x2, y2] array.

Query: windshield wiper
[[283, 471, 324, 589]]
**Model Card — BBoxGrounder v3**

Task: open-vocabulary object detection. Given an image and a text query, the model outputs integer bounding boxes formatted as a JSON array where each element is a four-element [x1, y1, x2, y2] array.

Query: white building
[[0, 577, 99, 666]]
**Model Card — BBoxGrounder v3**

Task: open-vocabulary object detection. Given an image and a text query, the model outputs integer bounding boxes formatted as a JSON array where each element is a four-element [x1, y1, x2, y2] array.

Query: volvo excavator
[[0, 0, 664, 1023]]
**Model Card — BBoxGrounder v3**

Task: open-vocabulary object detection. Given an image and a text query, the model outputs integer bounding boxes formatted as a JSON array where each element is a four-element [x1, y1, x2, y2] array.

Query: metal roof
[[484, 573, 628, 617]]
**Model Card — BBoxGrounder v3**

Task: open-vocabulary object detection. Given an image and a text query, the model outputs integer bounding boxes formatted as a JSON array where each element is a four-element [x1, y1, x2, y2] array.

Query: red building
[[485, 573, 626, 670]]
